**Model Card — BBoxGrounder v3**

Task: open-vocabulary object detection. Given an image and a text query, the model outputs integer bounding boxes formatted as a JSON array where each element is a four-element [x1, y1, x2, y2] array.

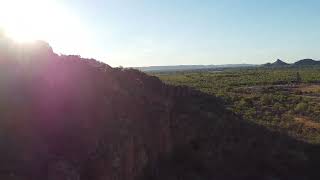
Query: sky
[[1, 0, 320, 67]]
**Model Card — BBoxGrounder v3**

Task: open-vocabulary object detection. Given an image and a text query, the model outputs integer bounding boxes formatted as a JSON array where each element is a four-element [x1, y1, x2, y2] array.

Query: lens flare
[[0, 0, 92, 54]]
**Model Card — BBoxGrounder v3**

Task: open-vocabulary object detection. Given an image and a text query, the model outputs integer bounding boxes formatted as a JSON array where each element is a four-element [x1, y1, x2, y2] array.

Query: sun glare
[[0, 0, 91, 53]]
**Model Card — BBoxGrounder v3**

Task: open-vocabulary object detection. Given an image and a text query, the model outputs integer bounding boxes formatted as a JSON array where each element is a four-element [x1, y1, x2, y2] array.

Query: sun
[[0, 0, 92, 53], [0, 0, 54, 42]]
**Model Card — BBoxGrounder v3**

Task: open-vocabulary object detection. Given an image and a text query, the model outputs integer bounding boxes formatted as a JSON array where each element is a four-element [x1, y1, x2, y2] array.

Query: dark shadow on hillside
[[139, 90, 320, 180]]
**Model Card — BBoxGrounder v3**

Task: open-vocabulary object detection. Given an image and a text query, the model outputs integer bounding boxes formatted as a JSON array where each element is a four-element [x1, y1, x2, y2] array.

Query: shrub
[[261, 94, 272, 105], [294, 103, 308, 114]]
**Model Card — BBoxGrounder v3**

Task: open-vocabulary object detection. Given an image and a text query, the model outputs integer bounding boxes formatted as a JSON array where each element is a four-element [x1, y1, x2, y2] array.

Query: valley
[[156, 67, 320, 143]]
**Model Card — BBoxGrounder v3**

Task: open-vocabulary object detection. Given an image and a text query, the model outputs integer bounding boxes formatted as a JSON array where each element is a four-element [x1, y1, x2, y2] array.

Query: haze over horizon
[[1, 0, 319, 67]]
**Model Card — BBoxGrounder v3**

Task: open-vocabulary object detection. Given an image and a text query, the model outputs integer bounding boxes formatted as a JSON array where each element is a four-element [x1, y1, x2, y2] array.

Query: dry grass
[[297, 84, 320, 93], [294, 117, 320, 129]]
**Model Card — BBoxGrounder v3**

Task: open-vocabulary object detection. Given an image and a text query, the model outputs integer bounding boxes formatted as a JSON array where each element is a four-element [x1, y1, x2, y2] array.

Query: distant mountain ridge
[[264, 59, 289, 67], [136, 58, 320, 72], [263, 58, 320, 67], [135, 64, 257, 72], [294, 58, 320, 66]]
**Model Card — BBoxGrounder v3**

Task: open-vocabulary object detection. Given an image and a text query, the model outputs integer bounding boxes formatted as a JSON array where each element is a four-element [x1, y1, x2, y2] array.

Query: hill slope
[[294, 59, 320, 66], [0, 40, 319, 180]]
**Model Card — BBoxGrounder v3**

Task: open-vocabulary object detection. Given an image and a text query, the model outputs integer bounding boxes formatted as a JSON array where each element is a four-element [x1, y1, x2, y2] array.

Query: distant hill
[[264, 58, 320, 68], [135, 64, 257, 72], [274, 59, 289, 66], [263, 59, 289, 67], [294, 58, 320, 66]]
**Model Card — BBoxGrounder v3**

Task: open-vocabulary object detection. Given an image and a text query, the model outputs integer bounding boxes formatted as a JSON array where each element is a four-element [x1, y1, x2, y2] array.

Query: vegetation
[[156, 67, 320, 143]]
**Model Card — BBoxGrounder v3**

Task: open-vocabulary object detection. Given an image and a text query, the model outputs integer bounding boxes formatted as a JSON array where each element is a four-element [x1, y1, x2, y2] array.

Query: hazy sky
[[2, 0, 320, 66]]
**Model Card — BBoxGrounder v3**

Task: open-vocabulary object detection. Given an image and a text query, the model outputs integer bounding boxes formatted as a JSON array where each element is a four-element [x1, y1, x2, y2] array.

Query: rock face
[[0, 41, 319, 180]]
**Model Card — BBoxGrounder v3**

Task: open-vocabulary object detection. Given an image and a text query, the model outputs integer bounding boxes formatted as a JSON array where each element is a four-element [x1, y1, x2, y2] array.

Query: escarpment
[[0, 41, 318, 180]]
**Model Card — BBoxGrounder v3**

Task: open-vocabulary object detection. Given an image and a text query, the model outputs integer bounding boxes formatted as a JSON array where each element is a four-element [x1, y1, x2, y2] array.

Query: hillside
[[294, 59, 320, 66], [0, 39, 319, 179]]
